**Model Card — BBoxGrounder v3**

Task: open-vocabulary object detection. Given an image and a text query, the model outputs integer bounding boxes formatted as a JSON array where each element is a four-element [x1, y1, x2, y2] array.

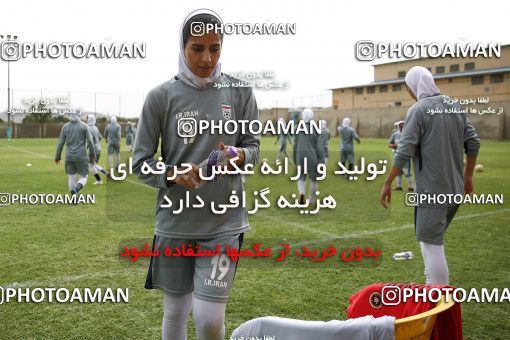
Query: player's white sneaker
[[93, 181, 103, 185]]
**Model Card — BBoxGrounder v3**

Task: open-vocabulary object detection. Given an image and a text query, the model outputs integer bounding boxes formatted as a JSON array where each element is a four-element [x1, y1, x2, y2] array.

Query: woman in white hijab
[[381, 66, 480, 287], [293, 108, 324, 205], [404, 66, 440, 101], [319, 119, 330, 164], [133, 9, 260, 340], [178, 9, 223, 89], [275, 117, 291, 162], [54, 111, 95, 194], [338, 117, 360, 175]]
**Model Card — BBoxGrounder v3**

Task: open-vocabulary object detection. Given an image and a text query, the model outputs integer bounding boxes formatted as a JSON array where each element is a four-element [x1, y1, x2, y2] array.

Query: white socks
[[68, 174, 87, 192], [89, 163, 98, 174], [396, 175, 402, 187], [297, 179, 306, 195], [406, 175, 414, 188], [68, 174, 77, 190], [162, 293, 192, 340], [297, 179, 319, 203], [77, 176, 87, 187], [308, 180, 318, 203], [192, 297, 226, 340], [108, 154, 119, 170], [419, 241, 449, 285], [162, 294, 226, 340]]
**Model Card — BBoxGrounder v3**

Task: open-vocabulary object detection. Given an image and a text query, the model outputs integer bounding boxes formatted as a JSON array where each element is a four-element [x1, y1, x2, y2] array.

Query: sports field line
[[1, 267, 143, 289], [4, 144, 54, 159], [262, 208, 510, 242], [338, 208, 510, 238], [5, 144, 154, 189], [3, 208, 507, 289], [263, 213, 340, 238]]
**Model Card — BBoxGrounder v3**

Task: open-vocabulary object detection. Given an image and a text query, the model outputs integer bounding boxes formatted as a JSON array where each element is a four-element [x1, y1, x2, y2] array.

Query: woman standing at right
[[380, 66, 480, 285]]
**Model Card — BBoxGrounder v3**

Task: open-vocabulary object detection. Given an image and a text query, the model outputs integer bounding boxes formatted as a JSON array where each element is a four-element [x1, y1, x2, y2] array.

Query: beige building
[[331, 44, 510, 110]]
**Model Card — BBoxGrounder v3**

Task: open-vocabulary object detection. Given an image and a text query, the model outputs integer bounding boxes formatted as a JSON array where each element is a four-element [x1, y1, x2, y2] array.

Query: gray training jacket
[[88, 125, 102, 155], [104, 122, 121, 145], [133, 74, 260, 239], [293, 129, 324, 181], [339, 126, 360, 152], [393, 94, 480, 206], [55, 120, 95, 162]]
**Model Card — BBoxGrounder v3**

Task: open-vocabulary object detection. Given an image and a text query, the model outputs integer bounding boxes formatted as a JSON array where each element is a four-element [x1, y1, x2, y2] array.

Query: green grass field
[[0, 137, 509, 339]]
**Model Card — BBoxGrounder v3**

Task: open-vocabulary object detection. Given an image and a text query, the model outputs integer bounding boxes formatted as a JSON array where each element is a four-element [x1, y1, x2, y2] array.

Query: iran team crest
[[221, 104, 232, 119]]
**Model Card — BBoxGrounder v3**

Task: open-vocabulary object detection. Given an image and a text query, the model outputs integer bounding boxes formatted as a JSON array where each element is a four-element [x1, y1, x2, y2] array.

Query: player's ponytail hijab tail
[[178, 9, 223, 89], [405, 66, 441, 100]]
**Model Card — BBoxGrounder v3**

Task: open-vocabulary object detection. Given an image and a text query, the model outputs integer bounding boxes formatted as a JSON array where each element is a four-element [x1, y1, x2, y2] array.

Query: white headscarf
[[110, 116, 117, 124], [320, 120, 327, 129], [178, 9, 223, 89], [87, 114, 96, 126], [301, 108, 314, 123], [405, 66, 440, 100], [342, 117, 351, 128]]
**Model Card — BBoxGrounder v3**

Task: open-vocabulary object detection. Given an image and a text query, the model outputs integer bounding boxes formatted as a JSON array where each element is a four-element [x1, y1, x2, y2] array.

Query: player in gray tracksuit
[[86, 115, 109, 184], [380, 66, 480, 285], [293, 108, 324, 205], [132, 9, 260, 340], [275, 117, 291, 163], [55, 111, 95, 194], [104, 115, 121, 172], [131, 122, 137, 147], [388, 120, 414, 191], [125, 121, 134, 152], [320, 119, 331, 164], [338, 117, 360, 173]]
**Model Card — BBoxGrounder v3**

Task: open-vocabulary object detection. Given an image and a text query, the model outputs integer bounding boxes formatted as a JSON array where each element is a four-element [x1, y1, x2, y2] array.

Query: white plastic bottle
[[197, 146, 239, 184], [392, 251, 413, 260]]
